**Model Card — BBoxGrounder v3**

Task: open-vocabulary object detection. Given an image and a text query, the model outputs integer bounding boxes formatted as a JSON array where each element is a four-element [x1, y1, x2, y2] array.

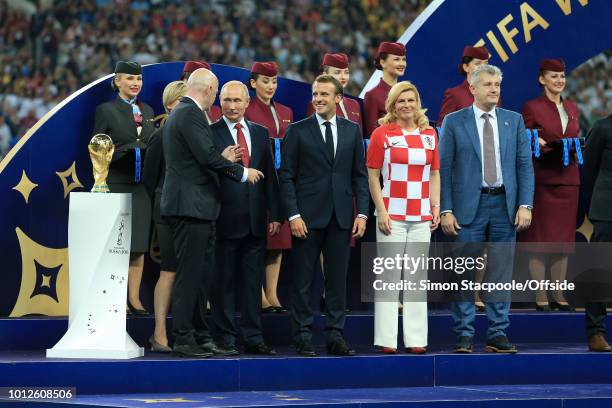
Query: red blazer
[[209, 105, 222, 122], [522, 95, 581, 186], [306, 96, 363, 136], [363, 79, 392, 138], [245, 97, 293, 139], [437, 80, 473, 126], [437, 80, 503, 127]]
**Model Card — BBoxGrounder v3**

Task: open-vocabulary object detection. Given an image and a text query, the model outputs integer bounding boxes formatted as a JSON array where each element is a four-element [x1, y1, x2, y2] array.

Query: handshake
[[221, 144, 264, 184]]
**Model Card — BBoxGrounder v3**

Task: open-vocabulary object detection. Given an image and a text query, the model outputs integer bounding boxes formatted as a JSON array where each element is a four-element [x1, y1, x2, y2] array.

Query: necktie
[[324, 121, 334, 161], [235, 123, 250, 167], [482, 113, 497, 186]]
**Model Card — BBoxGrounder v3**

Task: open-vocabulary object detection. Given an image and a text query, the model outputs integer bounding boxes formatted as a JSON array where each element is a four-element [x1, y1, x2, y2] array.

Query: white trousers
[[374, 219, 430, 348]]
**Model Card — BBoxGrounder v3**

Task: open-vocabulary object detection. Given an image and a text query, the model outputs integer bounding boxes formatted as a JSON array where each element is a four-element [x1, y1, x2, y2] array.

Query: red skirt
[[267, 221, 292, 250], [519, 184, 579, 253]]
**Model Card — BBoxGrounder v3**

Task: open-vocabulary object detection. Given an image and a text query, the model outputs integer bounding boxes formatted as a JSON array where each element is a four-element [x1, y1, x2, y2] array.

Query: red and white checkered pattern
[[367, 125, 439, 221]]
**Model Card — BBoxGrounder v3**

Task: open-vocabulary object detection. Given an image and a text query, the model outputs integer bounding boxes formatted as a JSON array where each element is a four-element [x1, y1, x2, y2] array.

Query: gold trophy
[[88, 134, 114, 193]]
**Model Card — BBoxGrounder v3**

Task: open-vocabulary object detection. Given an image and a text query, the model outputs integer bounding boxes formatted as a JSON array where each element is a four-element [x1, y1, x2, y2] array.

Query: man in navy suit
[[280, 75, 369, 356], [439, 64, 534, 354], [210, 81, 281, 356], [161, 69, 264, 357]]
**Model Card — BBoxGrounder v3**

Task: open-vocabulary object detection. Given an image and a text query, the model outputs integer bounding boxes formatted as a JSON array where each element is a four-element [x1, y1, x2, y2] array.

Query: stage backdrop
[[1, 0, 610, 317], [361, 0, 612, 123]]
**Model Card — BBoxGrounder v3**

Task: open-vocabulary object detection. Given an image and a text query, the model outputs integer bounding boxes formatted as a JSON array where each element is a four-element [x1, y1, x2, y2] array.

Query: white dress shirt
[[222, 116, 252, 154], [472, 104, 503, 187], [289, 113, 367, 221], [315, 112, 338, 155]]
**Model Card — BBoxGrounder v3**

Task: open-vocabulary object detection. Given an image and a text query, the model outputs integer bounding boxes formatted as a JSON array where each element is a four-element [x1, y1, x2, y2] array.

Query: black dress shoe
[[200, 342, 239, 356], [485, 335, 518, 353], [550, 301, 575, 312], [273, 306, 288, 313], [245, 343, 277, 355], [327, 340, 356, 356], [296, 342, 316, 357], [127, 302, 150, 316], [454, 336, 473, 353], [261, 306, 277, 313], [173, 344, 213, 358]]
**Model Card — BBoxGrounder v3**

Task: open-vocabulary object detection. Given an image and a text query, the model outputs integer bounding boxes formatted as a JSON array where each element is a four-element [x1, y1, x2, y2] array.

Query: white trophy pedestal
[[47, 192, 144, 359]]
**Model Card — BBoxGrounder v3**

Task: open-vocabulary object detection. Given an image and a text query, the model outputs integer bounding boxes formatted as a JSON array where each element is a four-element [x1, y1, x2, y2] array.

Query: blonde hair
[[162, 81, 187, 113], [378, 81, 429, 130]]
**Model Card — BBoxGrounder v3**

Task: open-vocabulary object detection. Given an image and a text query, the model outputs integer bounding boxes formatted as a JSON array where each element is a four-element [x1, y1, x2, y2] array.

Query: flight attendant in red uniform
[[519, 59, 580, 311], [307, 53, 363, 133], [181, 61, 222, 124], [363, 42, 406, 138], [245, 61, 294, 313], [437, 46, 490, 126]]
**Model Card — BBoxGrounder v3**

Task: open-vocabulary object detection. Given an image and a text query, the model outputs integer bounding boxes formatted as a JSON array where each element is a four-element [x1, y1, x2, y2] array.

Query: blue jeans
[[451, 193, 516, 340]]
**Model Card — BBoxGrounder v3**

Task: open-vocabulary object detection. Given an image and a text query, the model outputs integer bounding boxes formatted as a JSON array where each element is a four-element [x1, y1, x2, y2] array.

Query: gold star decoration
[[576, 215, 593, 242], [10, 228, 68, 317], [12, 170, 38, 204], [126, 397, 201, 403], [56, 161, 84, 198]]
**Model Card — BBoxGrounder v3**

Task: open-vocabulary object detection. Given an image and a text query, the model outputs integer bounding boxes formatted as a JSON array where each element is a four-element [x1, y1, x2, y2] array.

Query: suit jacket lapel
[[219, 120, 235, 148], [462, 107, 482, 164], [113, 96, 138, 138], [309, 115, 332, 165], [496, 108, 508, 161], [334, 118, 347, 168], [245, 120, 260, 167]]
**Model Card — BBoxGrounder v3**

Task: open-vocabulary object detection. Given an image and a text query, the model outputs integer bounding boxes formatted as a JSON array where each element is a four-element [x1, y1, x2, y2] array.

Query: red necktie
[[235, 123, 250, 167]]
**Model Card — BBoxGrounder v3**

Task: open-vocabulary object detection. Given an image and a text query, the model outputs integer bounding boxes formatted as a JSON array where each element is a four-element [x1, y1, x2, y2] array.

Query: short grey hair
[[469, 64, 503, 86], [220, 80, 250, 100]]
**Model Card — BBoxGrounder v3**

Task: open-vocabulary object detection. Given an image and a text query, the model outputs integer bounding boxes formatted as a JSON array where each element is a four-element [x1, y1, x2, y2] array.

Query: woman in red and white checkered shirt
[[366, 81, 440, 354]]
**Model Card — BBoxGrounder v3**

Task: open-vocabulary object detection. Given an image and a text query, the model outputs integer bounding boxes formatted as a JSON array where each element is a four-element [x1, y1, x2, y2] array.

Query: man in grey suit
[[439, 64, 534, 354]]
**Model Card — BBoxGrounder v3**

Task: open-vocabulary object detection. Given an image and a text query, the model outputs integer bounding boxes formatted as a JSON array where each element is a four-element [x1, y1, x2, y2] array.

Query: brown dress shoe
[[588, 334, 612, 352]]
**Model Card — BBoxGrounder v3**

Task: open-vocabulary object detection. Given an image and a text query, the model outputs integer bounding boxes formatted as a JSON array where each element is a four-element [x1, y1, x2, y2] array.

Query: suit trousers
[[451, 193, 516, 340], [212, 234, 266, 347], [374, 219, 430, 349], [585, 220, 612, 337], [169, 217, 215, 346], [290, 213, 351, 345]]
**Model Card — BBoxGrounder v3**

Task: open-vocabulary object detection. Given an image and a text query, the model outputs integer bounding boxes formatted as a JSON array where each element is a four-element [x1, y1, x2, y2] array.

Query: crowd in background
[[0, 0, 610, 159]]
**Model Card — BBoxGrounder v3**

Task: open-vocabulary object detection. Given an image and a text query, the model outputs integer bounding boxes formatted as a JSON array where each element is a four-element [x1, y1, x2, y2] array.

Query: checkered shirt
[[366, 124, 439, 221]]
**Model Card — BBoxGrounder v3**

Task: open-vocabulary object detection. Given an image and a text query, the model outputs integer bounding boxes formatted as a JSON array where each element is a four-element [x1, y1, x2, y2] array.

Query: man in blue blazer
[[280, 75, 369, 356], [439, 64, 534, 354], [210, 81, 281, 356]]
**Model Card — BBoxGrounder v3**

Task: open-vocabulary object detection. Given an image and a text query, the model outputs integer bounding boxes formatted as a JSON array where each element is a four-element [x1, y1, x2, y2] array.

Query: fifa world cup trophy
[[88, 134, 114, 193]]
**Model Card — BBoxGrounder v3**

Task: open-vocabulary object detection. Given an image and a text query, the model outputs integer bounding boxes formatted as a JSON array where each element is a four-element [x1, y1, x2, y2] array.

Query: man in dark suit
[[161, 68, 264, 357], [280, 75, 369, 356], [582, 114, 612, 352], [210, 81, 281, 355], [439, 64, 534, 354]]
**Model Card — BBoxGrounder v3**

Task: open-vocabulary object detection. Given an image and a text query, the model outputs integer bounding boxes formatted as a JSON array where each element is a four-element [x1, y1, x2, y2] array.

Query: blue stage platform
[[1, 312, 611, 407], [7, 384, 612, 408]]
